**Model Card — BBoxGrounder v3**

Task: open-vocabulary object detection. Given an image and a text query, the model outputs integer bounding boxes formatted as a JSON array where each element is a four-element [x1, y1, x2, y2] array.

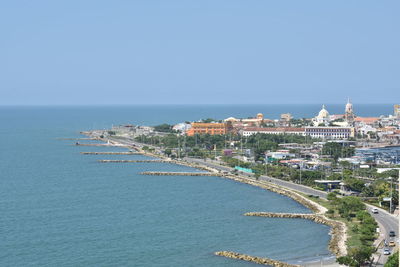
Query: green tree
[[164, 148, 172, 157], [322, 142, 355, 161], [153, 124, 174, 133], [337, 196, 365, 218], [337, 246, 374, 267], [384, 251, 399, 267], [344, 177, 366, 192], [327, 192, 338, 201]]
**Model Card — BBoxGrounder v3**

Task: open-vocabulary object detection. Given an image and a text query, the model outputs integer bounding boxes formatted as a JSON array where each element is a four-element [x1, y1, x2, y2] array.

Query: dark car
[[389, 231, 396, 237]]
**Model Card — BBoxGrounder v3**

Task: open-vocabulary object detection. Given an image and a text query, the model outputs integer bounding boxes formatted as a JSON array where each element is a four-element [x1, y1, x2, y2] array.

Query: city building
[[240, 127, 305, 137], [224, 113, 266, 127], [280, 113, 293, 121], [266, 150, 296, 162], [173, 123, 192, 133], [357, 124, 377, 136], [305, 126, 354, 139], [276, 113, 293, 127], [186, 122, 230, 136], [224, 117, 239, 122], [354, 117, 379, 127]]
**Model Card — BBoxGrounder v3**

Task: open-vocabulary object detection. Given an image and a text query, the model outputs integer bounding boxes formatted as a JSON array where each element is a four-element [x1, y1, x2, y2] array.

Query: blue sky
[[1, 0, 399, 105]]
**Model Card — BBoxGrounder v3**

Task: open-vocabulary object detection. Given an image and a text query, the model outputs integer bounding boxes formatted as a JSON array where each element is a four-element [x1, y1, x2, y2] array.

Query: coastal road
[[367, 205, 399, 266], [185, 157, 328, 198]]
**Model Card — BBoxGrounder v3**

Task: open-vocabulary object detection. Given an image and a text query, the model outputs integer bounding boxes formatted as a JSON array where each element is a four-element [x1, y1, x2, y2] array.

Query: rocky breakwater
[[215, 251, 301, 267], [140, 171, 216, 176], [244, 212, 346, 257], [167, 159, 218, 173]]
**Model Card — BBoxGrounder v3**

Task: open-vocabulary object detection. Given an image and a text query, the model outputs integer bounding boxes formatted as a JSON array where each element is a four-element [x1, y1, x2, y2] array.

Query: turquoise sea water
[[0, 105, 392, 266]]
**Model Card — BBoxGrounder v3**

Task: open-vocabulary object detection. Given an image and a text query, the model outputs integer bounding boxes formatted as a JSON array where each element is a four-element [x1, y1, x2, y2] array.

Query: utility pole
[[224, 134, 226, 149], [183, 135, 186, 157], [240, 135, 243, 156], [300, 164, 302, 185], [178, 136, 180, 158], [390, 176, 393, 213]]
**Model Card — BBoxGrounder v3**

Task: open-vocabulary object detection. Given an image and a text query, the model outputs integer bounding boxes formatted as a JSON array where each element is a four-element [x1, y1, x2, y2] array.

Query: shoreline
[[82, 133, 347, 265]]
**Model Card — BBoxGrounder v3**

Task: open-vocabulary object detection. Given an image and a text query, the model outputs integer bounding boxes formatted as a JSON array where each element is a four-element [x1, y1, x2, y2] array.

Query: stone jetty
[[98, 159, 167, 163], [245, 212, 320, 220], [58, 137, 98, 140], [75, 143, 126, 147], [81, 152, 142, 155], [215, 251, 300, 267], [140, 171, 215, 176]]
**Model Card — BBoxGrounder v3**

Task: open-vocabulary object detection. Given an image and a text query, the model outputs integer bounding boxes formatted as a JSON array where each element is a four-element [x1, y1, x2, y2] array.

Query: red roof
[[355, 117, 379, 123]]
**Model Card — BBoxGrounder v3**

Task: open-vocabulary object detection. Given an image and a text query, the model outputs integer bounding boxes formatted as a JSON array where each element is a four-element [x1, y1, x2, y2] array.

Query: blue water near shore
[[1, 104, 391, 266]]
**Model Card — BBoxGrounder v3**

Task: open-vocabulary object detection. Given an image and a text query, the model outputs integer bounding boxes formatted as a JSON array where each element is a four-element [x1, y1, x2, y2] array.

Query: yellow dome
[[317, 105, 329, 118]]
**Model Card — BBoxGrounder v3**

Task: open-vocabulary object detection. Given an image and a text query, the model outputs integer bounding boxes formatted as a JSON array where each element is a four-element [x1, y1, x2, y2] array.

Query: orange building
[[186, 122, 229, 136]]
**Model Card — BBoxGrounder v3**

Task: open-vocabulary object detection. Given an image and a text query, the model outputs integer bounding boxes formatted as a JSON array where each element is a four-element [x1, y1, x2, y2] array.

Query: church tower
[[344, 98, 355, 125]]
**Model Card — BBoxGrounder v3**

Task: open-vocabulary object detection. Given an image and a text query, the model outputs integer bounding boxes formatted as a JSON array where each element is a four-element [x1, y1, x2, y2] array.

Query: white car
[[372, 208, 378, 214], [383, 248, 390, 255]]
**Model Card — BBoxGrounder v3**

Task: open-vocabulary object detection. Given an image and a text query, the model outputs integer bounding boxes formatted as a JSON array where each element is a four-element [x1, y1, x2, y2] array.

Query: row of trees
[[240, 133, 318, 161], [322, 142, 355, 161], [326, 194, 378, 267]]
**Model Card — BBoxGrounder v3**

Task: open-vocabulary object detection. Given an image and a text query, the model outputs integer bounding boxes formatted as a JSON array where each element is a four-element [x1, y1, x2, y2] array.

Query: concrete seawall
[[218, 175, 324, 214], [215, 251, 300, 267]]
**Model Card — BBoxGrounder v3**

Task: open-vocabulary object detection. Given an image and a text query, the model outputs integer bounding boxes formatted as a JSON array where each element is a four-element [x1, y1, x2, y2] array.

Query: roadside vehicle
[[372, 208, 378, 214], [389, 230, 396, 237], [383, 248, 390, 255], [389, 241, 396, 247]]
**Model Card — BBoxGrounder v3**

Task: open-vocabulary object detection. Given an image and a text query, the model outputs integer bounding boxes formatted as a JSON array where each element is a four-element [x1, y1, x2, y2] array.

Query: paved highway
[[367, 205, 399, 266], [185, 157, 328, 198]]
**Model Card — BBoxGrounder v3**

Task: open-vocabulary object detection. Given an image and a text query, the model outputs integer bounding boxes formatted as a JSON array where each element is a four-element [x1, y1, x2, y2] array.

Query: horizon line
[[0, 103, 397, 107]]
